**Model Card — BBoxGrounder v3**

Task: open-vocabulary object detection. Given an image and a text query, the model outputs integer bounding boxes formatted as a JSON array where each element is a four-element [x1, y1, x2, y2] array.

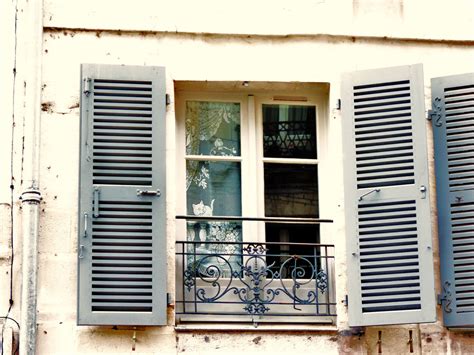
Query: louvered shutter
[[78, 64, 167, 325], [342, 64, 436, 326], [432, 73, 474, 327]]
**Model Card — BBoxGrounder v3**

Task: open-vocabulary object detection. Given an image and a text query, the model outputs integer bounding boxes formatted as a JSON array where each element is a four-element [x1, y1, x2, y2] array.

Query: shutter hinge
[[344, 294, 348, 307], [167, 292, 173, 306], [427, 109, 433, 121], [83, 77, 92, 97], [337, 99, 341, 110], [429, 97, 443, 127], [165, 94, 171, 106], [438, 281, 453, 313]]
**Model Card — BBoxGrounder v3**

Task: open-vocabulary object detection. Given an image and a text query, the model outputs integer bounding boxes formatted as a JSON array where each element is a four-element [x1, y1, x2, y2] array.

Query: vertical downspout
[[19, 0, 43, 353]]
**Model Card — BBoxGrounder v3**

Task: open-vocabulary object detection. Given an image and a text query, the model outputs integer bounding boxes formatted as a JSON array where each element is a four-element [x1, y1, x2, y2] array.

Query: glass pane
[[186, 161, 241, 216], [186, 101, 241, 156], [263, 104, 317, 159], [264, 163, 318, 218], [186, 160, 242, 276]]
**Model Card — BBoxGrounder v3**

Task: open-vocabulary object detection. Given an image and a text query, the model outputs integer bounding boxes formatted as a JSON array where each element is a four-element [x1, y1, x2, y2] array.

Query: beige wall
[[2, 0, 474, 353], [43, 0, 474, 42]]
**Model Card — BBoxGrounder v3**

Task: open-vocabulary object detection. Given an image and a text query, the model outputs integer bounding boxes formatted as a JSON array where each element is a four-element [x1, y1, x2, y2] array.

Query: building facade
[[1, 0, 474, 353]]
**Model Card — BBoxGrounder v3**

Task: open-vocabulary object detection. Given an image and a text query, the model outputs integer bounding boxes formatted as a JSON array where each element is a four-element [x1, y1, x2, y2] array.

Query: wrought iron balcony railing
[[175, 216, 336, 325]]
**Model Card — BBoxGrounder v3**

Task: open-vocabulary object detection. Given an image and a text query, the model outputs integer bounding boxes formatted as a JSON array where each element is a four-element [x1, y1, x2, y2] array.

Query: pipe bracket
[[19, 188, 42, 204]]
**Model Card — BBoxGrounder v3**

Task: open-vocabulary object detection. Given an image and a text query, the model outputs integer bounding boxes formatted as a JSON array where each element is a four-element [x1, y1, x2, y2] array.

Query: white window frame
[[174, 82, 334, 324]]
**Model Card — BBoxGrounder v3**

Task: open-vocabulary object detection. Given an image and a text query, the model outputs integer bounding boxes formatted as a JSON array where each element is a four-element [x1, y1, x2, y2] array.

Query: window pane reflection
[[264, 163, 318, 218], [263, 104, 317, 159]]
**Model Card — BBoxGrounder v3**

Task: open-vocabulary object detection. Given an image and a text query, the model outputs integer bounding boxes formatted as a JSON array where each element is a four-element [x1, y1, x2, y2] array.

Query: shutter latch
[[137, 189, 161, 197], [420, 185, 427, 199], [83, 77, 92, 97]]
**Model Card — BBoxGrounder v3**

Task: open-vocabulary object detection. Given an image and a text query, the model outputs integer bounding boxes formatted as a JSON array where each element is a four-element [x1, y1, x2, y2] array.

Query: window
[[175, 83, 336, 324], [77, 64, 441, 328]]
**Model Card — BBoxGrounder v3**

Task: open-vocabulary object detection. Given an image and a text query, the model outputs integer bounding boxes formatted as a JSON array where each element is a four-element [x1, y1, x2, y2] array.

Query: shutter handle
[[137, 189, 161, 197], [78, 245, 85, 259], [83, 212, 88, 238], [93, 187, 100, 217], [358, 188, 380, 201]]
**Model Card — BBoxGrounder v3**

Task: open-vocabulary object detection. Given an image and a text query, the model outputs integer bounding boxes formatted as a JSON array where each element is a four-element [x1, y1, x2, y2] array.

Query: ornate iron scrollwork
[[181, 242, 332, 316]]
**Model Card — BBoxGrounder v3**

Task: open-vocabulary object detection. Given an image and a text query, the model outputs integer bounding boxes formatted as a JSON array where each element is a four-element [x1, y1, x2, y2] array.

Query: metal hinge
[[344, 294, 348, 307], [438, 281, 453, 313], [337, 99, 341, 110], [83, 77, 92, 97], [427, 109, 433, 121], [166, 94, 171, 106]]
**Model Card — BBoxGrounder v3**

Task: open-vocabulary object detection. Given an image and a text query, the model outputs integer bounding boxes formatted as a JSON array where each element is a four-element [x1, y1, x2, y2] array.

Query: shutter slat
[[78, 64, 167, 326], [362, 286, 420, 295], [356, 148, 414, 158], [92, 295, 152, 301], [343, 64, 435, 326], [92, 259, 152, 265], [94, 116, 153, 125], [92, 127, 153, 136], [94, 101, 152, 109], [361, 264, 419, 274], [91, 302, 152, 309], [92, 288, 152, 293], [94, 95, 154, 103], [92, 266, 152, 272], [92, 280, 153, 286]]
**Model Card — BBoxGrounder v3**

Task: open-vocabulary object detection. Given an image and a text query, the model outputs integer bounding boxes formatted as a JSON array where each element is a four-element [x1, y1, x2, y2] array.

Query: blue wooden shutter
[[342, 64, 436, 326], [78, 64, 167, 325], [432, 73, 474, 327]]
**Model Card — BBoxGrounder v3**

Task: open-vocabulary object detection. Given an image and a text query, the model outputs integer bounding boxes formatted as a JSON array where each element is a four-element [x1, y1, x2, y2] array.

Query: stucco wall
[[43, 0, 474, 42], [32, 29, 474, 353]]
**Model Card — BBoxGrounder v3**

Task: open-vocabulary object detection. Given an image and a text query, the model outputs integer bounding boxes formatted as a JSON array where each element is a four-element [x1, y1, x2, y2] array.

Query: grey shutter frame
[[432, 73, 474, 327], [342, 64, 436, 326], [78, 64, 167, 325]]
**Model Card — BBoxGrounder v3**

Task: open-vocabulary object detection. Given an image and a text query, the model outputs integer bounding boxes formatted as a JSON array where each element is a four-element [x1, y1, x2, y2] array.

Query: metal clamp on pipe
[[19, 188, 42, 204]]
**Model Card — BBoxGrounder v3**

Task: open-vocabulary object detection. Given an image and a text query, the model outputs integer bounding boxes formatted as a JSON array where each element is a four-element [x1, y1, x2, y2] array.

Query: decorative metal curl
[[242, 243, 268, 255], [317, 270, 328, 293]]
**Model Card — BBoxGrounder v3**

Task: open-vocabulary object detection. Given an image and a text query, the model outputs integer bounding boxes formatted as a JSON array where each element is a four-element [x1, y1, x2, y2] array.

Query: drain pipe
[[18, 0, 43, 353]]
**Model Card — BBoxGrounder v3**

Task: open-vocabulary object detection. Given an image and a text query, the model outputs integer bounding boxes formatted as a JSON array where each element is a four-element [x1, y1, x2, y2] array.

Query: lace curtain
[[185, 101, 242, 275]]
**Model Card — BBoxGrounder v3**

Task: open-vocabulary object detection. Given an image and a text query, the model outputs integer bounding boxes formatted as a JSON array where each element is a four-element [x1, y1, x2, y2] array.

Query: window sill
[[175, 323, 338, 332]]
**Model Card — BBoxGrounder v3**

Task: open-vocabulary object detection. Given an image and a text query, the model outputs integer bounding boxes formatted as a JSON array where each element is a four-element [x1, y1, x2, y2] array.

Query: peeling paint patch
[[41, 101, 54, 113]]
